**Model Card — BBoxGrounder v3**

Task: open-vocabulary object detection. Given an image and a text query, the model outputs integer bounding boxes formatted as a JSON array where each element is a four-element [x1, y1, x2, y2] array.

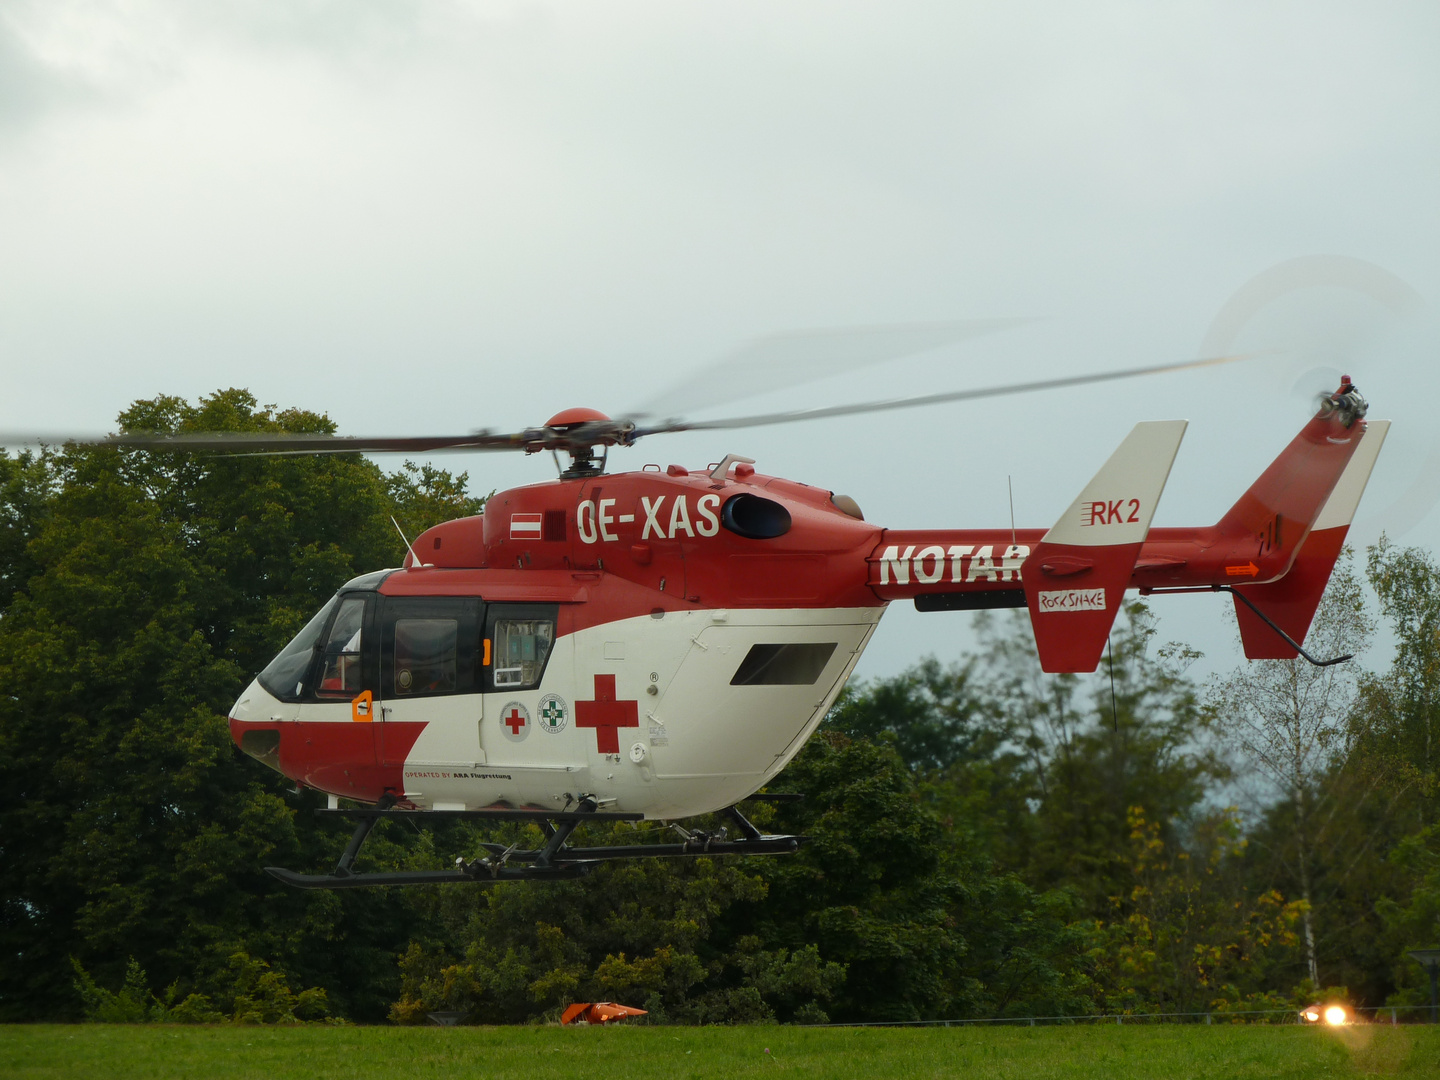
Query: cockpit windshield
[[258, 595, 338, 702]]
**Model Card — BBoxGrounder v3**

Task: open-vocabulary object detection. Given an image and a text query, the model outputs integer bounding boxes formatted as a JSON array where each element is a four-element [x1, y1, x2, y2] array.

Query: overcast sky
[[2, 1, 1437, 683]]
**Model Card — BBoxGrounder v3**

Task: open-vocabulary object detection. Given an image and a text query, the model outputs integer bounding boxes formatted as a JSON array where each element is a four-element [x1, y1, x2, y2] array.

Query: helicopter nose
[[232, 720, 282, 772], [229, 678, 286, 774]]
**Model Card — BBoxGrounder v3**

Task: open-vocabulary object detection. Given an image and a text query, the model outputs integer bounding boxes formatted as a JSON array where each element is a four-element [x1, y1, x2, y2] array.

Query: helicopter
[[8, 338, 1386, 889]]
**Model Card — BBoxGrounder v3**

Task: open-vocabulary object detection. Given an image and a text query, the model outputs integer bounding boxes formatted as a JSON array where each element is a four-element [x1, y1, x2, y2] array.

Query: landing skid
[[266, 797, 804, 889]]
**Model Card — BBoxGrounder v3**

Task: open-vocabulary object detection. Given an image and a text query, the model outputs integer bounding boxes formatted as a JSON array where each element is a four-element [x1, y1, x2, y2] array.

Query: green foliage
[[387, 820, 824, 1025], [828, 601, 1306, 1019], [73, 958, 162, 1023], [0, 447, 54, 610], [71, 952, 332, 1024], [825, 656, 990, 772], [1205, 552, 1376, 997], [222, 951, 333, 1024], [0, 391, 483, 1022], [1357, 540, 1440, 803], [1377, 824, 1440, 1006], [755, 733, 967, 1020], [387, 730, 1080, 1026], [752, 730, 1096, 1022], [1083, 807, 1302, 1014], [72, 955, 226, 1024]]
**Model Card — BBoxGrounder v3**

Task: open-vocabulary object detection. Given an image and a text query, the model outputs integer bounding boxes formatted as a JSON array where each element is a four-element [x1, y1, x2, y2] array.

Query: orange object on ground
[[559, 1001, 648, 1025]]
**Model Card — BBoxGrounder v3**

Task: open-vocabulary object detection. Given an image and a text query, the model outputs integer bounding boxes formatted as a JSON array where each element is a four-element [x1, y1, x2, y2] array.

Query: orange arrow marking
[[1226, 562, 1259, 578], [351, 689, 373, 722]]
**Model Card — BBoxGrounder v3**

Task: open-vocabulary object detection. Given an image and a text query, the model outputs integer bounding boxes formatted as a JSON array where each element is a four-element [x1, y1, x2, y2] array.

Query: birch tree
[[1210, 554, 1373, 987]]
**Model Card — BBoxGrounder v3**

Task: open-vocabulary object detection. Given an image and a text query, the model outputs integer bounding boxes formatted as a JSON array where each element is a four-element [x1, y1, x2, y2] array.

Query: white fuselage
[[231, 605, 883, 819]]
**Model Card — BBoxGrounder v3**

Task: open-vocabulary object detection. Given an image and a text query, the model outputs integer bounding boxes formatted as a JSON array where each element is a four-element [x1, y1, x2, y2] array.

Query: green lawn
[[3, 1023, 1438, 1080]]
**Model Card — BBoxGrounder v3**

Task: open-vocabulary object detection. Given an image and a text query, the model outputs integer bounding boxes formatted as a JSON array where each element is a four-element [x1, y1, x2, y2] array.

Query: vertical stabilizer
[[1021, 421, 1188, 672], [1233, 419, 1388, 658], [1212, 395, 1366, 582]]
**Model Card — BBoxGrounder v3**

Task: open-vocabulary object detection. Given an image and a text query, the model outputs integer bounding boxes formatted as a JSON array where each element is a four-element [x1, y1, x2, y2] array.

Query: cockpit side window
[[316, 596, 370, 698], [258, 595, 339, 702]]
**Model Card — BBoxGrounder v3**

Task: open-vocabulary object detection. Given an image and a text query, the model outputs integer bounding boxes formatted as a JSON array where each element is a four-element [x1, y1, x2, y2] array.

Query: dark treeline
[[3, 391, 1439, 1025]]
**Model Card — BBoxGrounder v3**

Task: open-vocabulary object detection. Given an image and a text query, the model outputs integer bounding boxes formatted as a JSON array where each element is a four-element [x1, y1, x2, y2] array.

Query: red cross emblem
[[575, 674, 639, 754], [503, 706, 527, 736]]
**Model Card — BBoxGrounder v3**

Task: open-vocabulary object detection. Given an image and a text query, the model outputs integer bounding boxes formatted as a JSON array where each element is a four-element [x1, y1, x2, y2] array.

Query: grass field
[[3, 1022, 1439, 1080]]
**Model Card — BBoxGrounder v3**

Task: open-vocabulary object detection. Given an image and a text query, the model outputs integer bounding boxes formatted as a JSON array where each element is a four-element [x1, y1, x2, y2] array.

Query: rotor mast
[[540, 407, 634, 478]]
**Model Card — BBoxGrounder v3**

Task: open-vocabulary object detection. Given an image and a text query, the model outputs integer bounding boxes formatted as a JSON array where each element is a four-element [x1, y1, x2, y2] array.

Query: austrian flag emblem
[[509, 513, 543, 539]]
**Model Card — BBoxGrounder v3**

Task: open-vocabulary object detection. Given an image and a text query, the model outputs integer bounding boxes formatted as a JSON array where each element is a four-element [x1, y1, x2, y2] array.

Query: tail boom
[[868, 402, 1385, 671]]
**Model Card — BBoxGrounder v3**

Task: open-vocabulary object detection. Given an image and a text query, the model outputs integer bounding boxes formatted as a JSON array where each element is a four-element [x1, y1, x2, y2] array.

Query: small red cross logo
[[504, 706, 527, 736], [576, 674, 639, 754]]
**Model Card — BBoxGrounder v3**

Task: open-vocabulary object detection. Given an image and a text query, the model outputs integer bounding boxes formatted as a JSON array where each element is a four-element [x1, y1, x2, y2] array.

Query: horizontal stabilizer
[[1022, 421, 1188, 672], [1234, 419, 1388, 659]]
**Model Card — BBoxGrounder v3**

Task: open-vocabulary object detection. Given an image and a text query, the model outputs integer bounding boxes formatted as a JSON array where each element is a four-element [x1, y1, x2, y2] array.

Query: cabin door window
[[483, 604, 559, 692]]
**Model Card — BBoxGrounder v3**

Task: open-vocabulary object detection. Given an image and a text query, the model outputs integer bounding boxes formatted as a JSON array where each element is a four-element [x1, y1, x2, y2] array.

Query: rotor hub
[[1323, 376, 1368, 428], [545, 407, 612, 428], [541, 407, 627, 478]]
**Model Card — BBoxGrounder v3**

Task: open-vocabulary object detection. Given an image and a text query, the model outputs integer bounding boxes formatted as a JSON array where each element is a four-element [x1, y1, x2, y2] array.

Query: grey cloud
[[0, 15, 76, 130]]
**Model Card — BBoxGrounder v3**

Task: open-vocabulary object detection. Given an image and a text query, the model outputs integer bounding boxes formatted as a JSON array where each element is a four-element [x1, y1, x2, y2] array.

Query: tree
[[1209, 553, 1374, 986], [387, 731, 1095, 1025], [825, 656, 990, 773], [972, 602, 1222, 913], [1348, 541, 1440, 1004], [386, 811, 841, 1025], [1355, 540, 1440, 811], [0, 448, 54, 611], [0, 390, 484, 1020], [759, 730, 1094, 1021], [1376, 823, 1440, 1007], [1084, 806, 1304, 1014]]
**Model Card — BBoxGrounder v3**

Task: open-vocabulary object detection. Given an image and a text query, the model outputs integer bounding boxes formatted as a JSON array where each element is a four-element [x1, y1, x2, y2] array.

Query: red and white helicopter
[[25, 343, 1386, 888]]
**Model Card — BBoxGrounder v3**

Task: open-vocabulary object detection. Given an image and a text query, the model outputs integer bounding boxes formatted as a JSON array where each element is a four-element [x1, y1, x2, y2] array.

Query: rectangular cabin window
[[316, 597, 368, 697], [379, 597, 482, 699], [484, 603, 559, 692], [493, 620, 554, 688], [394, 619, 459, 695], [730, 642, 838, 686]]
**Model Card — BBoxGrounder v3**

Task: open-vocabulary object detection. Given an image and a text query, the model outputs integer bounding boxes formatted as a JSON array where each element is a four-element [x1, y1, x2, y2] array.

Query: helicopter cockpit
[[253, 573, 559, 709]]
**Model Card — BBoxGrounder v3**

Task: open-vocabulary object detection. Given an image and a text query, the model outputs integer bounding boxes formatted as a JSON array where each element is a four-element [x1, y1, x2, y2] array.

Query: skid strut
[[265, 796, 804, 890], [1144, 584, 1353, 668]]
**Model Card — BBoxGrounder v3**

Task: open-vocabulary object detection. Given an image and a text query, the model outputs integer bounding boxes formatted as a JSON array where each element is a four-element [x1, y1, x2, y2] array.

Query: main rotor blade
[[632, 353, 1248, 437], [0, 430, 531, 454], [632, 318, 1035, 421], [1, 352, 1248, 459]]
